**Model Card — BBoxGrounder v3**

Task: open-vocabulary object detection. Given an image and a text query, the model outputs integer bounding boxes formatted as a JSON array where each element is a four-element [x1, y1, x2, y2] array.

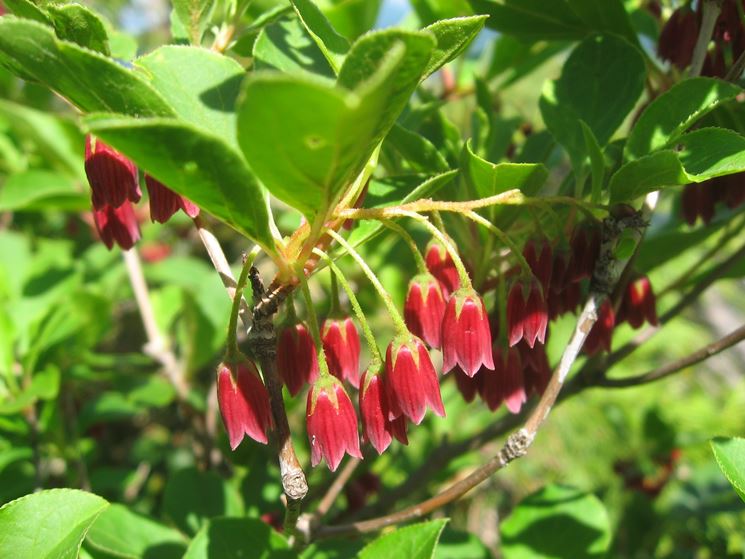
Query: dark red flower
[[277, 322, 319, 396], [658, 6, 699, 70], [723, 172, 745, 209], [569, 224, 601, 282], [145, 174, 199, 223], [507, 279, 548, 348], [404, 273, 447, 349], [583, 299, 615, 355], [217, 359, 274, 449], [619, 276, 658, 329], [322, 317, 361, 388], [385, 335, 445, 424], [425, 240, 460, 297], [524, 238, 553, 292], [454, 366, 482, 403], [306, 377, 362, 471], [681, 182, 716, 225], [441, 288, 494, 376], [517, 341, 551, 397], [359, 367, 408, 454], [85, 135, 140, 210], [479, 346, 525, 413], [92, 200, 141, 250]]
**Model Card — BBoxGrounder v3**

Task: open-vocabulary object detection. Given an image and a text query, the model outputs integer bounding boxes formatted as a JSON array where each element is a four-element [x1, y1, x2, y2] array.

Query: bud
[[306, 377, 362, 471], [507, 279, 548, 348], [385, 335, 445, 425], [723, 172, 745, 210], [92, 200, 141, 250], [425, 241, 460, 297], [441, 288, 494, 376], [619, 276, 658, 329], [479, 346, 525, 413], [321, 317, 361, 388], [277, 323, 319, 396], [217, 360, 273, 449], [404, 273, 447, 349], [658, 6, 699, 70], [583, 299, 615, 355], [523, 238, 553, 292], [145, 174, 199, 223], [85, 135, 141, 210], [359, 367, 408, 455]]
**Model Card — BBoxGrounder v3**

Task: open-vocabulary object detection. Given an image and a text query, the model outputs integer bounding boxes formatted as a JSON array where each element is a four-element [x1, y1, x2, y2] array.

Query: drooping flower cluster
[[84, 135, 199, 250], [681, 173, 745, 226]]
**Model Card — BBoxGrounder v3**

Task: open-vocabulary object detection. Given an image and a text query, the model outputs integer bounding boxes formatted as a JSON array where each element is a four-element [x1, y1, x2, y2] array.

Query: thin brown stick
[[193, 215, 252, 331], [599, 324, 745, 388], [315, 458, 361, 519], [689, 0, 722, 78]]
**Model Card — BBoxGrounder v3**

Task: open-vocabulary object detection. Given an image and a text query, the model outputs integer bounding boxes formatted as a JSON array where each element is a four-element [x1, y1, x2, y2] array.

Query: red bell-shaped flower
[[441, 288, 494, 376], [479, 346, 526, 413], [145, 174, 199, 223], [658, 6, 699, 70], [385, 335, 445, 425], [92, 200, 141, 250], [217, 359, 274, 449], [507, 279, 548, 348], [404, 273, 447, 349], [425, 241, 460, 297], [517, 340, 551, 397], [523, 238, 553, 292], [583, 299, 615, 355], [306, 376, 362, 471], [569, 223, 601, 282], [619, 276, 658, 329], [277, 322, 319, 396], [85, 135, 141, 210], [454, 366, 482, 403], [321, 317, 361, 388], [359, 367, 408, 454]]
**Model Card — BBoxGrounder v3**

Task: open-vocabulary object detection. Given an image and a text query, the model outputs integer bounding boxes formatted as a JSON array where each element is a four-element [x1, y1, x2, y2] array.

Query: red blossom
[[92, 200, 141, 250], [85, 135, 141, 210], [145, 174, 199, 223], [479, 346, 526, 413], [425, 241, 460, 297], [441, 288, 494, 376], [322, 317, 361, 388], [404, 274, 447, 349], [359, 368, 408, 455], [277, 323, 319, 396], [507, 279, 548, 348]]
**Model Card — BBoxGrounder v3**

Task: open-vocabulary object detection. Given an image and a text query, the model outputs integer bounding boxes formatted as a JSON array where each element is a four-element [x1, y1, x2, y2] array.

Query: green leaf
[[610, 127, 745, 202], [253, 16, 335, 78], [239, 30, 434, 218], [387, 123, 450, 173], [84, 115, 275, 251], [434, 527, 491, 559], [711, 437, 745, 503], [501, 484, 611, 559], [0, 170, 87, 212], [46, 3, 111, 56], [172, 0, 216, 45], [359, 519, 448, 559], [86, 504, 188, 559], [0, 489, 109, 559], [471, 0, 585, 40], [565, 0, 638, 46], [0, 99, 84, 179], [291, 0, 350, 74], [488, 36, 568, 88], [423, 15, 487, 78], [135, 46, 245, 145], [320, 0, 381, 41], [540, 33, 644, 170], [183, 517, 294, 559], [162, 468, 244, 536], [625, 77, 743, 160], [580, 121, 605, 203], [2, 0, 50, 25], [0, 18, 174, 117], [462, 139, 548, 199]]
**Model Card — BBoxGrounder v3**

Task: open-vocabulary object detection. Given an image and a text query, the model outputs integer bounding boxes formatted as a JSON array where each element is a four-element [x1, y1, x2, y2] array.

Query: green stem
[[313, 248, 383, 365], [381, 219, 428, 274], [296, 267, 332, 378], [325, 229, 409, 335], [463, 210, 533, 278], [432, 211, 446, 232], [329, 268, 342, 316], [399, 211, 473, 290], [226, 246, 260, 359]]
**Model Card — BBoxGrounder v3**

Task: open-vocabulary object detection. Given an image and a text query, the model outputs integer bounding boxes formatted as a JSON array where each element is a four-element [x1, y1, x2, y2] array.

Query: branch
[[193, 215, 252, 331], [689, 0, 723, 78], [247, 267, 308, 539], [599, 324, 745, 388], [122, 249, 188, 401]]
